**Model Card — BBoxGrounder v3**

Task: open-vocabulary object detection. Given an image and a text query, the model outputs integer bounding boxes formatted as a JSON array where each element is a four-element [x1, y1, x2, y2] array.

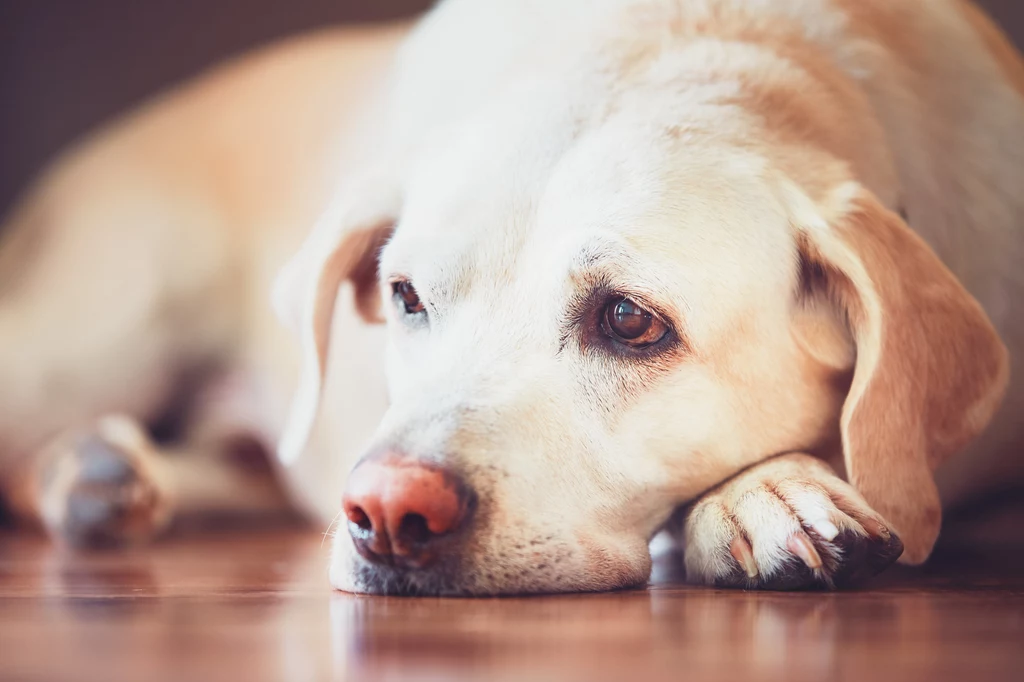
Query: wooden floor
[[1, 527, 1022, 682]]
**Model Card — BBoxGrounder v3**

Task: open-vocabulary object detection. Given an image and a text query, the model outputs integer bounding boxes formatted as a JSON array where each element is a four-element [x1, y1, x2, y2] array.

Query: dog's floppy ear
[[273, 187, 398, 465], [795, 188, 1009, 563]]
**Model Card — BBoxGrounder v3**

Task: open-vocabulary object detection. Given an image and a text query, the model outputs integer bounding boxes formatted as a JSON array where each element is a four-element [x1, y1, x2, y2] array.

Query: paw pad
[[39, 425, 171, 548]]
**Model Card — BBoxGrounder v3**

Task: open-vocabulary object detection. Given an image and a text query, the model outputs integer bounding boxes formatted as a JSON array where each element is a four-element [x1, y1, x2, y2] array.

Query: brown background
[[1, 0, 1021, 218]]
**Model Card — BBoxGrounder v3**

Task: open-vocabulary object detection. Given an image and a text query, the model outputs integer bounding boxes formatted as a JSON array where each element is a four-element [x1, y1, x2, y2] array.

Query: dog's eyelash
[[558, 276, 615, 354]]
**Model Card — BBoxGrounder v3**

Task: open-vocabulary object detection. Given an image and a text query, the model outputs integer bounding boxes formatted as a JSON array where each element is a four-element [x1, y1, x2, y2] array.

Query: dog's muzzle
[[342, 454, 477, 583]]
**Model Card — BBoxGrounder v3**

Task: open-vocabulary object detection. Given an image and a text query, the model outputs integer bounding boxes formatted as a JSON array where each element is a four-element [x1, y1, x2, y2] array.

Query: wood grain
[[1, 527, 1021, 682]]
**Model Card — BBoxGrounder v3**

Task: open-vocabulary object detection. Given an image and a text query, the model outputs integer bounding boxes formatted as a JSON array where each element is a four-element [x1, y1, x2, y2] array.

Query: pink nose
[[342, 458, 473, 567]]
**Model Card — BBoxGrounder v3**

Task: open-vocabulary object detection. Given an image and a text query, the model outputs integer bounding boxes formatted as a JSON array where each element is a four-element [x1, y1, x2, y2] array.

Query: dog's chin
[[329, 540, 652, 596], [328, 541, 476, 596], [339, 562, 479, 597]]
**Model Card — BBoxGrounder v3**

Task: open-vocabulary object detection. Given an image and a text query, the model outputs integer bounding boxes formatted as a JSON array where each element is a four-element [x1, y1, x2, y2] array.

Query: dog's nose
[[342, 459, 473, 568]]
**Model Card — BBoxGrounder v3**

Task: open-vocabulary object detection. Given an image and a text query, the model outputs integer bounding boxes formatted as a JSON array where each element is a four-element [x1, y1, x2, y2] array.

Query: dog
[[1, 0, 1022, 595]]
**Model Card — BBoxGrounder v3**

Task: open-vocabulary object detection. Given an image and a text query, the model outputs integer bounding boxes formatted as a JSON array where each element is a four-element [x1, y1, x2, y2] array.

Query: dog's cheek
[[605, 370, 739, 504]]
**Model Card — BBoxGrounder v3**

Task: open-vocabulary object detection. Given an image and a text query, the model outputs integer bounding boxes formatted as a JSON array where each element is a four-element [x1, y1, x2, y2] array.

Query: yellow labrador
[[1, 0, 1021, 594]]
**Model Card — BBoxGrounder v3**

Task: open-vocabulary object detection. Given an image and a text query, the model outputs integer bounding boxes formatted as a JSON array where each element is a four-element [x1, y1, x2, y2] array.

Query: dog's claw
[[787, 532, 823, 570], [730, 536, 759, 578], [809, 519, 840, 542], [859, 517, 891, 541]]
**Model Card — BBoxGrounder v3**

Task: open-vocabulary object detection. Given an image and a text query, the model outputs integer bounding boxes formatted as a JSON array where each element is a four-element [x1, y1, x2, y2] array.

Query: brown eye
[[602, 296, 668, 347], [393, 280, 425, 314]]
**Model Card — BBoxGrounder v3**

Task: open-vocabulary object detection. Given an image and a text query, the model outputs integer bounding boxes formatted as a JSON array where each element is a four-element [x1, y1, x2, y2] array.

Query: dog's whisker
[[321, 510, 343, 549]]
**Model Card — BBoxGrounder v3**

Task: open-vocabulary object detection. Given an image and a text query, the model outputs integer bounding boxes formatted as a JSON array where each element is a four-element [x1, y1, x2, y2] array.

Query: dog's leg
[[0, 162, 249, 543], [8, 412, 291, 547], [678, 453, 905, 589], [10, 415, 177, 546], [0, 173, 241, 475]]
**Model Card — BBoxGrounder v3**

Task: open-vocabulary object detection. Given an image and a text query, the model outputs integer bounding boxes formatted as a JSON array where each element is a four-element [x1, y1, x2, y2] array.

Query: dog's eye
[[601, 296, 667, 347], [393, 280, 425, 315]]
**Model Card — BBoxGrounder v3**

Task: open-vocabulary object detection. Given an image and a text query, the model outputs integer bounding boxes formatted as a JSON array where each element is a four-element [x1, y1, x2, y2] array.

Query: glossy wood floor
[[1, 526, 1022, 682]]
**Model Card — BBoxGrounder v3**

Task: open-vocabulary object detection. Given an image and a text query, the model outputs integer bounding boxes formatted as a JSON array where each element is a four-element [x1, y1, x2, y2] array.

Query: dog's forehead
[[388, 111, 795, 309], [381, 65, 799, 337]]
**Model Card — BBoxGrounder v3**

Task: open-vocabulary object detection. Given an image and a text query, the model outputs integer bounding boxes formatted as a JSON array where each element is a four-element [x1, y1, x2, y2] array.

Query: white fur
[[1, 1, 1021, 594], [275, 0, 1021, 592]]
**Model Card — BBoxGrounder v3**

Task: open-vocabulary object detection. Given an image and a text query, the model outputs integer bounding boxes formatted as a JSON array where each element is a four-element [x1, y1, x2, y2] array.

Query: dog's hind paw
[[682, 453, 903, 590], [37, 416, 173, 548]]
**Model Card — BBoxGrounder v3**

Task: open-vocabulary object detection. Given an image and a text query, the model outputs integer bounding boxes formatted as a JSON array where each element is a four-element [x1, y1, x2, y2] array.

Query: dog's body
[[0, 24, 409, 527], [1, 1, 1022, 594]]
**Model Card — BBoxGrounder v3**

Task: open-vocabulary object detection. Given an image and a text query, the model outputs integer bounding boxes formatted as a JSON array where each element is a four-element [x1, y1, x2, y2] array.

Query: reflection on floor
[[1, 526, 1022, 682]]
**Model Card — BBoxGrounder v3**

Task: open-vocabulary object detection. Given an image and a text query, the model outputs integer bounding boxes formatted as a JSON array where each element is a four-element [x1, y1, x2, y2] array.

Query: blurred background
[[1, 0, 1022, 219]]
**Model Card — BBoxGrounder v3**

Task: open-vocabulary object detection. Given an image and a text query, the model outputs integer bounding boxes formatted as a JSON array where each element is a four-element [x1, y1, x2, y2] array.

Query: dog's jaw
[[330, 526, 653, 596]]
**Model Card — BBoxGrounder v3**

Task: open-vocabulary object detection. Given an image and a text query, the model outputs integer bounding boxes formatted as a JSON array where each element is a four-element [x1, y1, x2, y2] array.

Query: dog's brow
[[569, 239, 672, 303], [382, 241, 474, 317], [572, 238, 632, 273]]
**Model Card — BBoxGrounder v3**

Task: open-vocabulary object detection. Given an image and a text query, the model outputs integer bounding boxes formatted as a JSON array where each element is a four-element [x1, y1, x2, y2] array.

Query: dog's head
[[275, 5, 1008, 594]]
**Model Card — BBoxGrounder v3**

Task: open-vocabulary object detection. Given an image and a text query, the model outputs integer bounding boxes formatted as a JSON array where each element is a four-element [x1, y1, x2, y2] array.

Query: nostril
[[343, 458, 474, 568], [347, 505, 373, 532], [397, 513, 433, 546]]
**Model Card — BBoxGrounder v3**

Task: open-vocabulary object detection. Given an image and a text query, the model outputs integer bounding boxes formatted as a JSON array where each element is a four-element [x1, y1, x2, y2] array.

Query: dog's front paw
[[37, 416, 173, 548], [683, 454, 903, 589]]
